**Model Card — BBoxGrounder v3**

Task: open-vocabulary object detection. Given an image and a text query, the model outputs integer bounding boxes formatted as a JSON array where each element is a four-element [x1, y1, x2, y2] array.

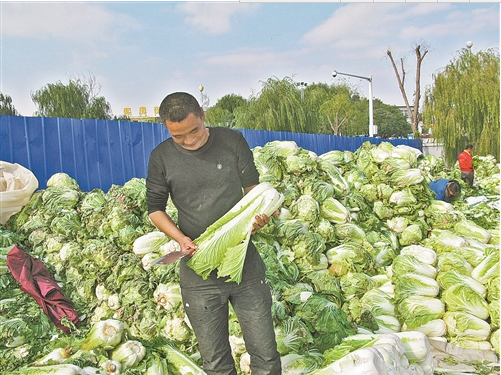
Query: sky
[[1, 1, 499, 117]]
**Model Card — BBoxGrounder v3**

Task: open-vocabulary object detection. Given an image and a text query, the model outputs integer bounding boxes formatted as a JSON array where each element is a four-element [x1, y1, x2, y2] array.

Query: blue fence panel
[[1, 115, 422, 192]]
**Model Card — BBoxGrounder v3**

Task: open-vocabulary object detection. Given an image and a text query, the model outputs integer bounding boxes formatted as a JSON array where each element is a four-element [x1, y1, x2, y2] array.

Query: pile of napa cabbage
[[0, 140, 499, 374]]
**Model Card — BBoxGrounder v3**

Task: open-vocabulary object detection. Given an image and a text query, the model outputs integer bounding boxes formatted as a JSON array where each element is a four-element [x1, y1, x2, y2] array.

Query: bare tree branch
[[387, 44, 429, 134]]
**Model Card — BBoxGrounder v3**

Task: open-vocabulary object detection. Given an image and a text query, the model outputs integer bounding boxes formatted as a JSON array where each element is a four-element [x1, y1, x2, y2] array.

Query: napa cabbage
[[400, 245, 437, 266], [46, 172, 80, 190], [390, 255, 437, 279], [436, 270, 486, 297], [454, 219, 492, 244], [399, 224, 423, 246], [390, 168, 424, 187], [319, 197, 350, 224], [186, 182, 284, 284], [393, 273, 440, 299], [471, 250, 500, 285], [427, 229, 468, 254], [290, 194, 320, 223], [443, 311, 491, 340], [437, 252, 473, 276], [441, 284, 490, 320], [397, 295, 445, 330]]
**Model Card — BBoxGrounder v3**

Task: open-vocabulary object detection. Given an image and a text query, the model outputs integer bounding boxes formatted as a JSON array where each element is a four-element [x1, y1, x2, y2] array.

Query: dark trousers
[[461, 171, 474, 187], [181, 277, 281, 375]]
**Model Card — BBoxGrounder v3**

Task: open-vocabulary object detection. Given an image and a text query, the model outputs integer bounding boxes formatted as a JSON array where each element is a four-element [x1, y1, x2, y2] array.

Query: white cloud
[[301, 4, 405, 47], [176, 3, 259, 35], [401, 5, 499, 39], [2, 3, 139, 42]]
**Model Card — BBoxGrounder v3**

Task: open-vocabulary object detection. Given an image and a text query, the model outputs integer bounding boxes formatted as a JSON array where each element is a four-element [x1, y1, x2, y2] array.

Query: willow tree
[[233, 76, 307, 132], [422, 48, 500, 165], [31, 75, 112, 119], [319, 87, 355, 135], [0, 93, 18, 115]]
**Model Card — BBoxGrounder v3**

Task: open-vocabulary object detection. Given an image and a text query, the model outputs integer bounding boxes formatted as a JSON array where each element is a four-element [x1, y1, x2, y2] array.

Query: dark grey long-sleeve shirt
[[146, 127, 264, 286]]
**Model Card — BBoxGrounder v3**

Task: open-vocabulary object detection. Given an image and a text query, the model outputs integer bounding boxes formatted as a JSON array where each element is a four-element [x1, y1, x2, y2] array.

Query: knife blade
[[151, 249, 194, 265]]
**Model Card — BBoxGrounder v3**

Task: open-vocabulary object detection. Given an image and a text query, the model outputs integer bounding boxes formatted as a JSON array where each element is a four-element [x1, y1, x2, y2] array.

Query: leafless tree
[[387, 43, 429, 135]]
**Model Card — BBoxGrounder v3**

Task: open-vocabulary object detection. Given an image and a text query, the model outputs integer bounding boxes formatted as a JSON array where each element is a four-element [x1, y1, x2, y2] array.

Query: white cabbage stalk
[[34, 346, 73, 365], [80, 319, 125, 351], [160, 239, 181, 254], [82, 368, 102, 375], [141, 252, 161, 271], [12, 364, 84, 374], [111, 340, 146, 370], [132, 231, 170, 255], [91, 305, 112, 324], [374, 315, 401, 333], [312, 347, 387, 375], [95, 284, 110, 302], [153, 283, 183, 311], [372, 342, 404, 371], [108, 295, 120, 310], [101, 360, 122, 375], [163, 316, 191, 342], [404, 319, 447, 338], [239, 352, 251, 374], [394, 331, 431, 363], [414, 349, 434, 375], [229, 334, 247, 355], [187, 182, 284, 284]]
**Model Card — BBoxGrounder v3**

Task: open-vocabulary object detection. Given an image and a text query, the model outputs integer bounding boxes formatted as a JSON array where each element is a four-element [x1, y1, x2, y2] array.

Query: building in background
[[123, 106, 160, 123]]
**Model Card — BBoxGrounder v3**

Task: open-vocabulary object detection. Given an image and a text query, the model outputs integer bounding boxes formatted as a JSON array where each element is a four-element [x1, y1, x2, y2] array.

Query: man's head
[[446, 180, 461, 199], [159, 92, 209, 151], [465, 144, 473, 152], [159, 92, 203, 124]]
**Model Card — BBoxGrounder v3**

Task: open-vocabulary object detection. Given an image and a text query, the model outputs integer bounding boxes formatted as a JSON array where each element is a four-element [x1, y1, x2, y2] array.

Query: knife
[[151, 248, 195, 265]]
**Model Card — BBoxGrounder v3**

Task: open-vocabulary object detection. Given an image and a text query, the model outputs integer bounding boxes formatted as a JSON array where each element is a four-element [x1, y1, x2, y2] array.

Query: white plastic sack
[[0, 161, 38, 224]]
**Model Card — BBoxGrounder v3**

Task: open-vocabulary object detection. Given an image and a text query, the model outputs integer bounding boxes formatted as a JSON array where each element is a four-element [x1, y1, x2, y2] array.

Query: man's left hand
[[251, 211, 279, 235]]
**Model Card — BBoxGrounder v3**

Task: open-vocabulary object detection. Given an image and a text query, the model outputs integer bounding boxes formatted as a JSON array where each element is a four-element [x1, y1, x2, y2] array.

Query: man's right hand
[[178, 236, 197, 257]]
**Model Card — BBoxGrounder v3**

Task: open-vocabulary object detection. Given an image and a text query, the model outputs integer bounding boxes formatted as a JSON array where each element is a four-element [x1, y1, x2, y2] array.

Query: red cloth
[[6, 245, 81, 333], [458, 150, 473, 173]]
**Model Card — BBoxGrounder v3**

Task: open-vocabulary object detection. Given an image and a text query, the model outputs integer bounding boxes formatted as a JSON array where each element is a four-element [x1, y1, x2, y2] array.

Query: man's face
[[446, 185, 456, 199], [165, 111, 209, 151]]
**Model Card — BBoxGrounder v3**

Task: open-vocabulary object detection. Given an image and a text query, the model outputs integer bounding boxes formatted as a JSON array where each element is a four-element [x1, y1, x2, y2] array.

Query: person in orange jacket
[[458, 144, 474, 187]]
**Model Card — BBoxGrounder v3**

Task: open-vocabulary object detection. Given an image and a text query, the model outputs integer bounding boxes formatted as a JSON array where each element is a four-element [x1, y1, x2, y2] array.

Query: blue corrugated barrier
[[1, 115, 422, 192]]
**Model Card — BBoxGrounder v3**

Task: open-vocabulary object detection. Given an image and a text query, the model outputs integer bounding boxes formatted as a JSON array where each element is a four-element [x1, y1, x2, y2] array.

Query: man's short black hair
[[465, 144, 474, 150], [159, 92, 202, 124], [448, 180, 461, 195]]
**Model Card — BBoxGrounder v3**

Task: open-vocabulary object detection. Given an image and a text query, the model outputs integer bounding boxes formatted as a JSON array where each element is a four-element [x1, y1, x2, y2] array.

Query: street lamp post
[[296, 81, 308, 101], [199, 85, 210, 110], [332, 70, 375, 137]]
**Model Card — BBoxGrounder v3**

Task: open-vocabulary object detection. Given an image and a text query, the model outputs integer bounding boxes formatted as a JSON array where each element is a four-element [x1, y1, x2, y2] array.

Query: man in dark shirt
[[146, 92, 281, 375]]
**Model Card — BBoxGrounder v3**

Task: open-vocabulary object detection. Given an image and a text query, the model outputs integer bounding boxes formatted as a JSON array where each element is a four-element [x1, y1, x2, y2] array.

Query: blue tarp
[[1, 115, 422, 192]]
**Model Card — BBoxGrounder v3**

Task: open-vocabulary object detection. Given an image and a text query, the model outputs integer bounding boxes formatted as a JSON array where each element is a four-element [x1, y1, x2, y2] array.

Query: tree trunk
[[387, 45, 428, 135]]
